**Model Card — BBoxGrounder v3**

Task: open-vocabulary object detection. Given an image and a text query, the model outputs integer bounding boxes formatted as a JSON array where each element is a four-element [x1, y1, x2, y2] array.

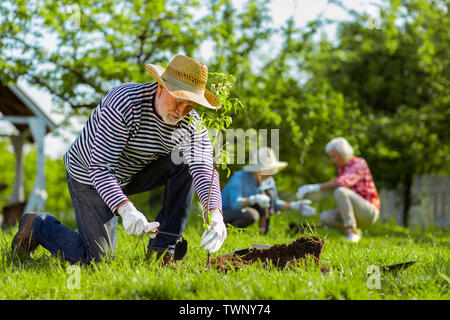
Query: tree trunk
[[402, 174, 413, 227]]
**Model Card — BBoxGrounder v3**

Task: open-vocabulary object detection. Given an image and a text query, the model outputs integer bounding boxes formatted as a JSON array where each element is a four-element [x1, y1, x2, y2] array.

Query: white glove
[[300, 204, 316, 217], [200, 209, 227, 254], [290, 199, 312, 210], [249, 194, 271, 208], [117, 202, 159, 237], [296, 184, 321, 199]]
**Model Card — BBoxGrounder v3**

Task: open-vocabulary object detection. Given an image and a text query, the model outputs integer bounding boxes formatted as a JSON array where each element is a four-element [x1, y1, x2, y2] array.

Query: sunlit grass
[[0, 207, 448, 300]]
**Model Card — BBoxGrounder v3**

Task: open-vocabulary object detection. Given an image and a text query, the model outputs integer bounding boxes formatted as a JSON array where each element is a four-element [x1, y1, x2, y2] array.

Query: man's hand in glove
[[117, 202, 159, 237], [200, 209, 227, 254]]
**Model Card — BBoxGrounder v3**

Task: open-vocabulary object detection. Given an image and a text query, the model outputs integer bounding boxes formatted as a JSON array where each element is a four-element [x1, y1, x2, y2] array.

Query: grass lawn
[[0, 206, 448, 300]]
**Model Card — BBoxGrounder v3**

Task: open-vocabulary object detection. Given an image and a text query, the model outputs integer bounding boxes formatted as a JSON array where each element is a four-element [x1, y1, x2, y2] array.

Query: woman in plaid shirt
[[296, 137, 380, 242]]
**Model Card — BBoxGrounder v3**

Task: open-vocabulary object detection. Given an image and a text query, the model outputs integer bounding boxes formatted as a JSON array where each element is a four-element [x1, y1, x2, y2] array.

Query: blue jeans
[[31, 156, 194, 264]]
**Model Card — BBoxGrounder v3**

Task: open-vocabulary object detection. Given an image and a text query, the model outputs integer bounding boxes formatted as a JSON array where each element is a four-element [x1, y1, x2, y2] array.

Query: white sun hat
[[243, 146, 288, 175]]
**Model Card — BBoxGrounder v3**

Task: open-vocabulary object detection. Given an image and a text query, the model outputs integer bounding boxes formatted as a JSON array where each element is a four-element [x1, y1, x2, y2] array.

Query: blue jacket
[[221, 170, 286, 212]]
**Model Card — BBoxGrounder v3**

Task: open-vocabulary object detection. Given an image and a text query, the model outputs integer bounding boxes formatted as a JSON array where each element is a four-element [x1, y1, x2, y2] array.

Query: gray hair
[[325, 137, 354, 161]]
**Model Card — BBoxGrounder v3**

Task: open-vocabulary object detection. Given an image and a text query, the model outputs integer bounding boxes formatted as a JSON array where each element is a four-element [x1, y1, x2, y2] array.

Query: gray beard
[[155, 102, 183, 125]]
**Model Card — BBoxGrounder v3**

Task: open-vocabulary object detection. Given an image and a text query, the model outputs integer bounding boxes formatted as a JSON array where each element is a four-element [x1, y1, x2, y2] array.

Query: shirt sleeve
[[88, 103, 131, 214], [173, 118, 222, 214], [335, 159, 365, 188]]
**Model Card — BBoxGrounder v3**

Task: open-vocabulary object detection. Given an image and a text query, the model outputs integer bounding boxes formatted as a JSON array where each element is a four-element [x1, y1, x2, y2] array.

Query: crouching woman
[[296, 137, 380, 242]]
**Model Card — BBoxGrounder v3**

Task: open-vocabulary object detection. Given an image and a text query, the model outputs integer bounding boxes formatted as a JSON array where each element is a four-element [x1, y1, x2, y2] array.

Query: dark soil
[[210, 236, 329, 273]]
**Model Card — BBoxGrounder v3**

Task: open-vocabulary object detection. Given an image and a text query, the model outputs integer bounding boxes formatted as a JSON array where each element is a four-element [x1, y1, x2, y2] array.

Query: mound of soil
[[211, 236, 329, 273]]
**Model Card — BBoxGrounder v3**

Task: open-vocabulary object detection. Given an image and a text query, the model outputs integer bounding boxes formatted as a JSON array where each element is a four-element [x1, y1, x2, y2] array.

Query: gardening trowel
[[380, 261, 416, 273], [223, 243, 272, 257], [252, 243, 271, 250]]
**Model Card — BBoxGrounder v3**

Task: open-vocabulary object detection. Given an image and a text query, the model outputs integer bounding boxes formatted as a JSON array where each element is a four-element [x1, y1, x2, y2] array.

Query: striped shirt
[[64, 82, 221, 214]]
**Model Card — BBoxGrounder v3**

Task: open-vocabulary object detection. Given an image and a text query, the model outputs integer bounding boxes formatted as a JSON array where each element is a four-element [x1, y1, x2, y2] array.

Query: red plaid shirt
[[335, 156, 380, 211]]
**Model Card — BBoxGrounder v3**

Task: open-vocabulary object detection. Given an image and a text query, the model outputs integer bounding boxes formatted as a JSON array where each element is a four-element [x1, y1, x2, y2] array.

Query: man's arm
[[86, 100, 159, 236], [88, 103, 131, 214]]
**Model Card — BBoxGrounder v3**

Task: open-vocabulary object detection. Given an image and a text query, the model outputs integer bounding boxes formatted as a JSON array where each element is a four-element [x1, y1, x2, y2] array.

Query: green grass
[[0, 207, 449, 300]]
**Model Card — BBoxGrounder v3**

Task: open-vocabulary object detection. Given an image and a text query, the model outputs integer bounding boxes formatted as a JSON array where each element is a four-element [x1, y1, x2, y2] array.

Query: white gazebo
[[0, 83, 56, 226]]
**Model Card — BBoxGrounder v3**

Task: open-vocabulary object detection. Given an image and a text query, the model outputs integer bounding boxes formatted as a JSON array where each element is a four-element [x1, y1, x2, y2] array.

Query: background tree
[[201, 2, 365, 197], [0, 0, 448, 226], [305, 0, 450, 225], [0, 0, 205, 127]]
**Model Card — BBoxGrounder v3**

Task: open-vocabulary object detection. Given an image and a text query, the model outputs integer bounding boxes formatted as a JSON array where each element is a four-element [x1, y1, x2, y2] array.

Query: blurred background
[[0, 0, 448, 230]]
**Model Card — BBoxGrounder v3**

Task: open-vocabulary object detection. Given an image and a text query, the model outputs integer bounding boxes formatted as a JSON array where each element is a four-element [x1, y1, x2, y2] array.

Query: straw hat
[[145, 55, 219, 109], [243, 147, 288, 175]]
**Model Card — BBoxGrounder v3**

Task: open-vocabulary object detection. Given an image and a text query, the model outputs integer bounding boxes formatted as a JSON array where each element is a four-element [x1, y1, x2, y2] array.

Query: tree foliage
[[0, 0, 448, 225], [304, 0, 449, 224]]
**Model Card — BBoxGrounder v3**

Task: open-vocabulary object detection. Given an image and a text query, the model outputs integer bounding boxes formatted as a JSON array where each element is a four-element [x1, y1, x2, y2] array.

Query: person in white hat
[[222, 146, 315, 234], [12, 55, 227, 265], [295, 137, 380, 242]]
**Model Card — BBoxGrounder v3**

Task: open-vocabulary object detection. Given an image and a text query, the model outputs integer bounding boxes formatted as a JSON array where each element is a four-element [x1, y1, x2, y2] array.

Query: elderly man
[[222, 147, 315, 234], [11, 55, 226, 264], [296, 137, 380, 242]]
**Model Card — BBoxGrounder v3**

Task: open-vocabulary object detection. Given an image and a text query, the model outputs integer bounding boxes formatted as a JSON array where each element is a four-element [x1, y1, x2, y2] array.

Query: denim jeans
[[223, 207, 260, 228], [31, 155, 194, 264]]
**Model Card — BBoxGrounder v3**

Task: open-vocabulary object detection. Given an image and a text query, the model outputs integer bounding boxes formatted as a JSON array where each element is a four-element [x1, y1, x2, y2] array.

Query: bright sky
[[13, 0, 382, 159]]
